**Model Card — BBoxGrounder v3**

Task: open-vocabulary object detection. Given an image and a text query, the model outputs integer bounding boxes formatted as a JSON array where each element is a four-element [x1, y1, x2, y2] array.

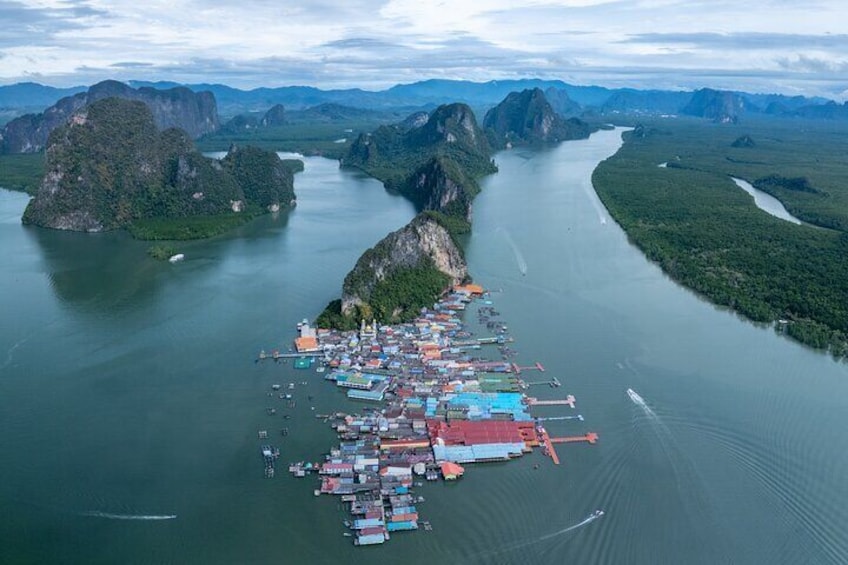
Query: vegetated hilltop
[[483, 88, 593, 148], [1, 80, 219, 154], [592, 117, 848, 356], [320, 90, 603, 329], [344, 102, 495, 188], [316, 213, 468, 329], [320, 103, 496, 328], [22, 97, 295, 238]]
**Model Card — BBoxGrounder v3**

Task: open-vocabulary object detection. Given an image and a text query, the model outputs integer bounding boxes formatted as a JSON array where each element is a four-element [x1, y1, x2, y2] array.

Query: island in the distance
[[22, 97, 299, 240], [319, 88, 586, 328]]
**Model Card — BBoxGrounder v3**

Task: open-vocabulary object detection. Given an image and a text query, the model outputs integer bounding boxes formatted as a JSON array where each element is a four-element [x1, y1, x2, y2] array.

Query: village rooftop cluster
[[267, 285, 597, 547]]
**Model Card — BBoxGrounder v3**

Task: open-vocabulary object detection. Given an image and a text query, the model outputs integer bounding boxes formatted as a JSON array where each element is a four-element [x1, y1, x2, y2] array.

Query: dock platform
[[526, 394, 576, 408], [550, 432, 599, 445]]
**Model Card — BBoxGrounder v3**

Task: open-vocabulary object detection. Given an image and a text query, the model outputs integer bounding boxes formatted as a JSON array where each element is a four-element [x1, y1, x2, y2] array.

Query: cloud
[[0, 0, 847, 100], [0, 0, 109, 46], [623, 32, 848, 50]]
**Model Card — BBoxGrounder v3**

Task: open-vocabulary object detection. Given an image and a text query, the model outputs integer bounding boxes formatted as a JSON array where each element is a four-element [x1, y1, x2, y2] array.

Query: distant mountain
[[2, 78, 844, 127], [0, 82, 87, 111], [483, 88, 592, 148], [22, 97, 292, 232], [543, 87, 582, 117], [681, 88, 757, 123], [220, 114, 261, 134], [261, 104, 286, 127], [792, 101, 848, 120], [285, 103, 396, 123], [1, 80, 219, 154], [600, 89, 691, 116]]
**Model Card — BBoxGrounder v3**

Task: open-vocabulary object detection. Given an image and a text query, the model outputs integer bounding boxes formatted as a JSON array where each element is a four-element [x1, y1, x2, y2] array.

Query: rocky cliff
[[404, 156, 478, 222], [681, 88, 755, 123], [483, 88, 592, 148], [261, 104, 286, 127], [22, 97, 292, 232], [1, 80, 219, 154], [337, 213, 467, 321], [344, 102, 494, 184]]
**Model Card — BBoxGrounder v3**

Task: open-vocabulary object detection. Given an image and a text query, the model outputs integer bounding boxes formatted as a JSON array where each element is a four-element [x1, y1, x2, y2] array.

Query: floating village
[[256, 284, 599, 547]]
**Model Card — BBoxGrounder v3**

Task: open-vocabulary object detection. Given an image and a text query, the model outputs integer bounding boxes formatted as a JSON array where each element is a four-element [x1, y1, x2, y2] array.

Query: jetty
[[526, 394, 576, 408], [550, 432, 599, 445], [511, 362, 545, 374]]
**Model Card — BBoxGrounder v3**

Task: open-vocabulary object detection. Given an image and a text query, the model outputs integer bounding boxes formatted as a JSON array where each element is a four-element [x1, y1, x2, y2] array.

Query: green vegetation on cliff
[[22, 97, 298, 239], [593, 118, 848, 356], [317, 261, 451, 329], [344, 104, 495, 187], [483, 88, 593, 148], [317, 213, 467, 328]]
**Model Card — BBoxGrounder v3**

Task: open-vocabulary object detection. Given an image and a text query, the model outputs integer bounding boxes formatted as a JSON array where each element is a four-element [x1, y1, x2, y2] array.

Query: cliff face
[[22, 97, 291, 232], [340, 214, 467, 318], [483, 88, 592, 148], [681, 88, 754, 123], [261, 104, 286, 127], [344, 103, 493, 178], [1, 80, 219, 153], [405, 156, 477, 221]]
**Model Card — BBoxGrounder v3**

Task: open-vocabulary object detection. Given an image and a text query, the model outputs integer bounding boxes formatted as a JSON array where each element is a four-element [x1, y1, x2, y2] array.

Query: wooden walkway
[[537, 427, 560, 465], [526, 394, 576, 408], [550, 432, 599, 445]]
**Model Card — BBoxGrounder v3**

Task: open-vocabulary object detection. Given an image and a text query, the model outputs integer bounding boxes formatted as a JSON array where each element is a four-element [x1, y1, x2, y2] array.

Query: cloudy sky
[[3, 0, 847, 98]]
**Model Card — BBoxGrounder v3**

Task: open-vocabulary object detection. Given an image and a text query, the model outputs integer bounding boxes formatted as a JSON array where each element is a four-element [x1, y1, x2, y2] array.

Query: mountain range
[[0, 79, 839, 125]]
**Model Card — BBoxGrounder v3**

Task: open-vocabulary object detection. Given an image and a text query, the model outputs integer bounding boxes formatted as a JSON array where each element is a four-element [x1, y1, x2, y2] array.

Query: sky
[[2, 0, 847, 99]]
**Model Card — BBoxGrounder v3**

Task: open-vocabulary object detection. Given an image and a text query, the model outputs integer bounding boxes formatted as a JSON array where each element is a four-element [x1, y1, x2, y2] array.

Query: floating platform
[[511, 362, 545, 374], [526, 394, 576, 408], [550, 432, 599, 445]]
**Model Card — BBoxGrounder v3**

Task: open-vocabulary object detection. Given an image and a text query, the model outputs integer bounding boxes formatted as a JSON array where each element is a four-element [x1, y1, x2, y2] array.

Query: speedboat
[[593, 510, 605, 518]]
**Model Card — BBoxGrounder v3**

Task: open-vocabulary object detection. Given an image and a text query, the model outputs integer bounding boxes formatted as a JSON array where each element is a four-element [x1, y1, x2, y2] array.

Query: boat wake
[[497, 227, 527, 276], [627, 388, 659, 420], [538, 510, 604, 541], [81, 511, 177, 521], [475, 510, 604, 559], [583, 180, 608, 225], [2, 336, 28, 370]]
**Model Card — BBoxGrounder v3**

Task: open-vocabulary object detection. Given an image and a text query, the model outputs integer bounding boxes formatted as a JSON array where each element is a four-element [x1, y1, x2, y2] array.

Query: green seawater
[[2, 131, 848, 564]]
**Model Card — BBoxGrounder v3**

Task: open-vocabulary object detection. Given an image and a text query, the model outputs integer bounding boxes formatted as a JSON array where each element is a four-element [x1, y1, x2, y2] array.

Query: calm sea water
[[1, 130, 847, 564]]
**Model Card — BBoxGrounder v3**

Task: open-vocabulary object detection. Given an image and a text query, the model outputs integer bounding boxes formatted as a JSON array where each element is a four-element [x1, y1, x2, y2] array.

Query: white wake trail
[[538, 512, 604, 541], [497, 227, 527, 275], [81, 511, 177, 521], [627, 388, 659, 419]]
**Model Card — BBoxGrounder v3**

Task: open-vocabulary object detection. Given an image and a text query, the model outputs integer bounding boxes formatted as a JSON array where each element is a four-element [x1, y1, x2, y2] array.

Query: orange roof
[[454, 284, 484, 295], [294, 336, 319, 352], [440, 462, 465, 478]]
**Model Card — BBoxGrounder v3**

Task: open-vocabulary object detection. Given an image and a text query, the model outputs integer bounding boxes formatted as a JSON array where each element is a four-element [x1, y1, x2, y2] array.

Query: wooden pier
[[550, 432, 599, 445], [526, 394, 576, 408], [511, 362, 545, 374], [537, 427, 560, 465], [520, 376, 561, 388], [258, 350, 324, 361]]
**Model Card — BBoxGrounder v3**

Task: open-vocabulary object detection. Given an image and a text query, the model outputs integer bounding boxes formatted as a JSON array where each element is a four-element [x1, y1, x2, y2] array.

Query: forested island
[[593, 118, 848, 356], [20, 97, 298, 240], [316, 88, 587, 329]]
